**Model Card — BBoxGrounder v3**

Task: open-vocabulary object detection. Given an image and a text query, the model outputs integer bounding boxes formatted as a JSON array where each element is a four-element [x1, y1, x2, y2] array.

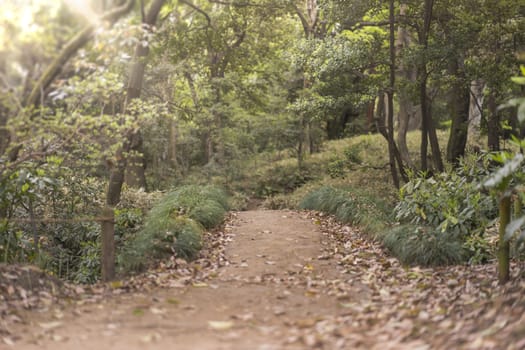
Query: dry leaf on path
[[208, 321, 234, 330]]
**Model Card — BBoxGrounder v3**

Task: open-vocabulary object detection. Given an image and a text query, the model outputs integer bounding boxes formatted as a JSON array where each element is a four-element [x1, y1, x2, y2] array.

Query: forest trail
[[5, 210, 525, 350], [7, 210, 350, 350]]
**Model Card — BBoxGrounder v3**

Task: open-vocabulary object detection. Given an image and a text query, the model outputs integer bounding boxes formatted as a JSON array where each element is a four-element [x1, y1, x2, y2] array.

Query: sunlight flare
[[63, 0, 100, 25]]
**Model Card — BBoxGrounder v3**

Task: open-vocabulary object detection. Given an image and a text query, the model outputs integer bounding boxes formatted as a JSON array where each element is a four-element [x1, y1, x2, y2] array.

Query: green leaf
[[482, 154, 524, 190], [511, 76, 525, 85], [21, 183, 30, 193], [504, 216, 525, 241]]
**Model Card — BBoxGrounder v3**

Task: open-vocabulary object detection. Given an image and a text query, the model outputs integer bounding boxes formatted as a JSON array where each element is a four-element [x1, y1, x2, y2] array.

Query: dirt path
[[6, 210, 525, 350], [7, 210, 348, 350]]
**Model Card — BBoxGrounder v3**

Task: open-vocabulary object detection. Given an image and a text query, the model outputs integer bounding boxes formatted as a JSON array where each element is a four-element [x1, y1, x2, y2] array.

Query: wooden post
[[498, 195, 511, 284], [101, 206, 115, 282]]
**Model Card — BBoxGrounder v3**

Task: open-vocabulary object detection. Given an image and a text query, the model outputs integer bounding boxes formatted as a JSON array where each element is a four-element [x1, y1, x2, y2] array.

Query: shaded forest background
[[1, 0, 525, 284]]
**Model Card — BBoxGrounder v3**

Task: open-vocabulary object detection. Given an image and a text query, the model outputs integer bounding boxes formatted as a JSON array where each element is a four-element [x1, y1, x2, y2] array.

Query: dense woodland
[[1, 0, 525, 287]]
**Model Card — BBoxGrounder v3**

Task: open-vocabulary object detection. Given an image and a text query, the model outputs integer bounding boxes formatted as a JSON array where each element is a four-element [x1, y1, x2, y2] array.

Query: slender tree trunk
[[169, 120, 178, 168], [487, 91, 500, 151], [446, 59, 470, 165], [418, 0, 443, 173], [426, 93, 444, 172], [420, 80, 429, 172], [395, 2, 415, 168], [468, 80, 485, 143], [387, 0, 400, 188], [366, 101, 375, 132], [106, 0, 166, 206]]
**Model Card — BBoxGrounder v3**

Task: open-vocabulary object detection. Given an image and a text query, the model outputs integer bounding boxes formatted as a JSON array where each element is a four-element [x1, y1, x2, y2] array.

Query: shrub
[[392, 162, 498, 266], [300, 185, 391, 237], [118, 185, 228, 273], [383, 225, 466, 266], [255, 164, 316, 197]]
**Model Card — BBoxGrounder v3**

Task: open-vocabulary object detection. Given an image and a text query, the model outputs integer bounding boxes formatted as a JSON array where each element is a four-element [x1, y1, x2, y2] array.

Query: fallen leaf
[[38, 321, 63, 330], [140, 332, 162, 343], [150, 307, 166, 315], [109, 281, 123, 289], [192, 282, 208, 288], [2, 337, 15, 346], [208, 321, 234, 330]]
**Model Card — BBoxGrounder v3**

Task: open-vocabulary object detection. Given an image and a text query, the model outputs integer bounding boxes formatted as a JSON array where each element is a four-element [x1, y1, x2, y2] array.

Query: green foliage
[[343, 144, 363, 165], [327, 159, 346, 179], [255, 163, 317, 197], [300, 185, 391, 236], [392, 158, 499, 266], [118, 185, 228, 272], [396, 170, 496, 237], [383, 225, 466, 267], [157, 185, 229, 229]]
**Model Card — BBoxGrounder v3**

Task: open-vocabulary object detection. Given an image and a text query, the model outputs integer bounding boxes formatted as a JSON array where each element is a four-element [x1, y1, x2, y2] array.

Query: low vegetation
[[118, 185, 229, 273]]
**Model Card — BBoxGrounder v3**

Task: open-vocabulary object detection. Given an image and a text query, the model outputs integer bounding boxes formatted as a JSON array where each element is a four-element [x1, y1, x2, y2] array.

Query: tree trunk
[[420, 76, 429, 172], [426, 94, 444, 172], [498, 195, 511, 284], [169, 120, 178, 168], [446, 59, 470, 165], [101, 206, 115, 282], [124, 132, 147, 188], [395, 2, 416, 168], [418, 0, 443, 173], [106, 0, 166, 206], [468, 80, 485, 143], [387, 0, 400, 188], [487, 91, 500, 152]]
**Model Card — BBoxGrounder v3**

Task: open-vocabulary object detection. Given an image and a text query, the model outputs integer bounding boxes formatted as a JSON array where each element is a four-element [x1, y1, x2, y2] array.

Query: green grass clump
[[383, 225, 466, 267], [300, 185, 392, 238], [118, 185, 228, 273], [148, 185, 229, 229]]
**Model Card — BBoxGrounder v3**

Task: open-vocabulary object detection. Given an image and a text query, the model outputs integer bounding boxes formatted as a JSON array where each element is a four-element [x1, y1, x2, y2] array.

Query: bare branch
[[179, 0, 213, 27]]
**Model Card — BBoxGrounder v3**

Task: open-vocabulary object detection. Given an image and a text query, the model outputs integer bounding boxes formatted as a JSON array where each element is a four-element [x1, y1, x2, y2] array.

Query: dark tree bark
[[446, 59, 470, 165], [387, 0, 400, 188], [418, 0, 443, 173], [396, 2, 416, 168]]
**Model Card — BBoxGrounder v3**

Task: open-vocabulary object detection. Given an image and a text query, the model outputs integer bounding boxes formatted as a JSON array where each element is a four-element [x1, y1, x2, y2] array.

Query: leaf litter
[[2, 210, 525, 349]]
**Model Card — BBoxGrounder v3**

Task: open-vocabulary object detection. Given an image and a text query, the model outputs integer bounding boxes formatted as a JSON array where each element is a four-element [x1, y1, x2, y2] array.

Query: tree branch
[[25, 0, 135, 109], [179, 0, 213, 27]]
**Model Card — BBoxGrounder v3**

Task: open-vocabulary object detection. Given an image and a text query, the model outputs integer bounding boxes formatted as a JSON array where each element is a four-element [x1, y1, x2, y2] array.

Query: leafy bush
[[395, 171, 496, 236], [327, 159, 346, 178], [343, 144, 363, 165], [151, 185, 229, 229], [118, 185, 228, 273], [383, 225, 466, 266], [392, 162, 498, 266]]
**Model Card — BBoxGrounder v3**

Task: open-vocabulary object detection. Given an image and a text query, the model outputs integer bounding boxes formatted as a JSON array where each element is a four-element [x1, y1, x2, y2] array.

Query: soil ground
[[4, 210, 347, 350], [3, 210, 525, 349]]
